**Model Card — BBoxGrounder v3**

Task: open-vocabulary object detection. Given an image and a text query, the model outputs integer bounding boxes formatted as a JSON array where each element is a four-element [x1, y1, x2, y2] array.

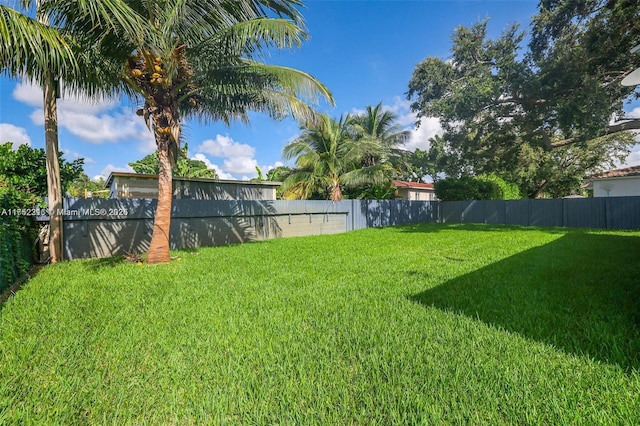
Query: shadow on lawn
[[398, 222, 570, 234], [410, 232, 640, 372]]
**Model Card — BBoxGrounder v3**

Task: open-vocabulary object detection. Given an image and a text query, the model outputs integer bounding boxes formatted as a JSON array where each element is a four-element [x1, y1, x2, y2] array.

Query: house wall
[[398, 188, 436, 201], [593, 177, 640, 197], [110, 176, 277, 200]]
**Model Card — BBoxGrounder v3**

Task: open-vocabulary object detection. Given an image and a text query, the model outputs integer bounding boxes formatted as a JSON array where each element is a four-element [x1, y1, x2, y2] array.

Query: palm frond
[[38, 0, 148, 45], [0, 5, 77, 80], [186, 59, 332, 125], [200, 18, 308, 59]]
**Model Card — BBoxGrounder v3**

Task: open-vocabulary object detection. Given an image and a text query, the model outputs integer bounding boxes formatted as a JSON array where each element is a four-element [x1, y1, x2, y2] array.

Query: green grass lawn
[[1, 224, 639, 424]]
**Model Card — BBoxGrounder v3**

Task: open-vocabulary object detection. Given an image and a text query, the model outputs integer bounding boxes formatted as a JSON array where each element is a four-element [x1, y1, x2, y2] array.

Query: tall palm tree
[[63, 0, 333, 263], [0, 0, 143, 263], [16, 0, 333, 264], [282, 114, 391, 201]]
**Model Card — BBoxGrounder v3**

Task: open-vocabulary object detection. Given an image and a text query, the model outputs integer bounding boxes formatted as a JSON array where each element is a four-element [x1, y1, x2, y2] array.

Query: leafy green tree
[[403, 137, 450, 183], [434, 176, 499, 201], [343, 181, 399, 200], [135, 1, 330, 263], [66, 173, 108, 198], [128, 153, 160, 175], [0, 142, 83, 199], [407, 10, 638, 197], [477, 174, 521, 200], [282, 114, 389, 201], [252, 166, 265, 182], [0, 142, 83, 281], [265, 166, 291, 198], [434, 173, 521, 201], [266, 166, 292, 182], [129, 145, 217, 179]]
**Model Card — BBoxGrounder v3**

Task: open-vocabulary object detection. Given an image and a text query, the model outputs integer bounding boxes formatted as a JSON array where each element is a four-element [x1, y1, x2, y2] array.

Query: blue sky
[[1, 0, 639, 181]]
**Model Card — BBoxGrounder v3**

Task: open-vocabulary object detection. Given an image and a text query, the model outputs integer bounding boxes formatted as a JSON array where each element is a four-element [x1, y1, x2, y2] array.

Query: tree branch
[[536, 118, 640, 149], [497, 97, 547, 106], [605, 118, 640, 134]]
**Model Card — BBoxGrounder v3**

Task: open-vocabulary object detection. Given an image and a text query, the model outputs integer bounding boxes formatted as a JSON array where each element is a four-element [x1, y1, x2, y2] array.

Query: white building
[[393, 180, 437, 201], [588, 166, 640, 197]]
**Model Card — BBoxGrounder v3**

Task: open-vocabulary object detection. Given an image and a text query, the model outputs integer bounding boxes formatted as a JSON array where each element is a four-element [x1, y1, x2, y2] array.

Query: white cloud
[[29, 108, 145, 144], [265, 161, 284, 171], [194, 134, 264, 177], [222, 156, 259, 175], [137, 128, 157, 154], [0, 123, 31, 147], [626, 107, 640, 118], [621, 144, 640, 167], [375, 96, 444, 152], [404, 116, 444, 151], [100, 164, 135, 177], [191, 153, 235, 180], [12, 82, 43, 108], [92, 175, 106, 181], [63, 149, 95, 164], [196, 134, 255, 158], [14, 81, 151, 146], [13, 81, 117, 114]]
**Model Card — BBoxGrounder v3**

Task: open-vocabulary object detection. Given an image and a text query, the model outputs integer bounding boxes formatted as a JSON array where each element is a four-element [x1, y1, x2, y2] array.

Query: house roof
[[104, 172, 281, 188], [393, 180, 435, 190], [589, 166, 640, 180]]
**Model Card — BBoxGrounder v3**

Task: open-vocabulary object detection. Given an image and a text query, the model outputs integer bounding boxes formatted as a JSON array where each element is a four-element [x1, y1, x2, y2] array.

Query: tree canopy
[[0, 142, 83, 199], [407, 1, 640, 197]]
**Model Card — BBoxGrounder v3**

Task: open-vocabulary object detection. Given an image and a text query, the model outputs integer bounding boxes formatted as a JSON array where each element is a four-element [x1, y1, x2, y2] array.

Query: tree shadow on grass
[[409, 233, 640, 372], [397, 222, 570, 234], [81, 255, 127, 271]]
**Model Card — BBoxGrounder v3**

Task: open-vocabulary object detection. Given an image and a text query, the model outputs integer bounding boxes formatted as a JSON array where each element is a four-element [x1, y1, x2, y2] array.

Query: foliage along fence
[[32, 196, 640, 260], [0, 197, 35, 293]]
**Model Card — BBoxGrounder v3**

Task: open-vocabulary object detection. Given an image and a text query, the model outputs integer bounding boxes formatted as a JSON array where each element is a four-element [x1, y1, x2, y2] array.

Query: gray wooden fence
[[45, 196, 639, 259], [440, 197, 640, 230]]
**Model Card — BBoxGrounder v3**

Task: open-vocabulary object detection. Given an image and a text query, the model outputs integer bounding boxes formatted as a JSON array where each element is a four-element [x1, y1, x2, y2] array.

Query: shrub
[[435, 176, 495, 201], [0, 182, 37, 292], [477, 174, 521, 200], [435, 175, 521, 201]]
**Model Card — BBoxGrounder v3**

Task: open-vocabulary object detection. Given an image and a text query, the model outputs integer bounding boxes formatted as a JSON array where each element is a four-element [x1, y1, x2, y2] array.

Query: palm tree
[[29, 0, 333, 264], [0, 0, 143, 263], [123, 2, 333, 263], [352, 103, 411, 170], [282, 114, 391, 201]]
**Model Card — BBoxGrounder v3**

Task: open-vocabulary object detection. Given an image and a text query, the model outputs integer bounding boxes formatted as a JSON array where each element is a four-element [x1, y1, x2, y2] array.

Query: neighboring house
[[105, 172, 281, 200], [393, 180, 437, 201], [588, 166, 640, 197]]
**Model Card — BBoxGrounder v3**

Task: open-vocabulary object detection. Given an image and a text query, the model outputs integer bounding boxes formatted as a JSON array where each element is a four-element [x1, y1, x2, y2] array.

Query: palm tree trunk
[[43, 73, 63, 263], [147, 136, 173, 264], [331, 182, 342, 201]]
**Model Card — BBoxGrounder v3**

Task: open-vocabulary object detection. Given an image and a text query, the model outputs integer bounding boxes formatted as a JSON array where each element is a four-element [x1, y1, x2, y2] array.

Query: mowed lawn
[[1, 224, 640, 424]]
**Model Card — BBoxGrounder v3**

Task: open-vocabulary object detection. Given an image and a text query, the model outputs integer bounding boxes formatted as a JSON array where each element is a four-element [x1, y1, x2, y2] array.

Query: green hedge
[[0, 191, 36, 293], [434, 174, 521, 201]]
